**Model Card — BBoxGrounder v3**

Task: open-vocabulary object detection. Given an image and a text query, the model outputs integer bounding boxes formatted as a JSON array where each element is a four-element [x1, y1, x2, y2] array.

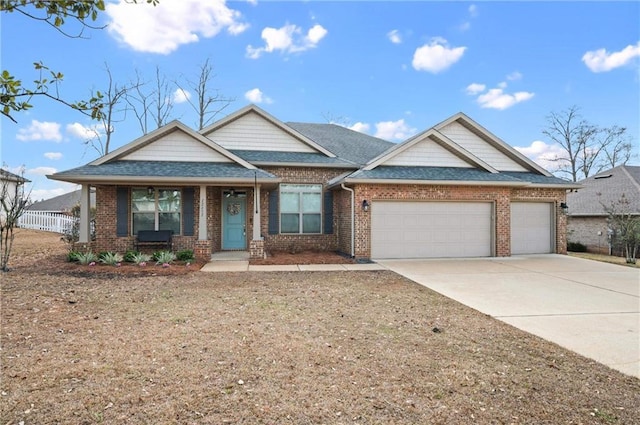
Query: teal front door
[[222, 195, 246, 250]]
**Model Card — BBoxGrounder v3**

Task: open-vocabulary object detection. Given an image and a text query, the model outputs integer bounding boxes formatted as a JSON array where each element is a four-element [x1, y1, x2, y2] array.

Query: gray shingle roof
[[1, 169, 30, 183], [343, 167, 580, 186], [350, 166, 523, 182], [287, 122, 394, 166], [29, 189, 96, 211], [567, 165, 640, 216], [501, 172, 574, 186], [52, 161, 277, 180], [229, 150, 353, 166]]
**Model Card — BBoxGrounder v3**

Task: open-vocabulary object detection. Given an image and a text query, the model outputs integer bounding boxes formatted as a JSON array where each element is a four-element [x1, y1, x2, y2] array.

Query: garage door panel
[[371, 201, 492, 259], [511, 202, 553, 255]]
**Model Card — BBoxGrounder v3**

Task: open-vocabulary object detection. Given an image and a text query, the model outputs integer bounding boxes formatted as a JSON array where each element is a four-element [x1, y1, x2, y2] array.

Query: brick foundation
[[249, 239, 265, 259]]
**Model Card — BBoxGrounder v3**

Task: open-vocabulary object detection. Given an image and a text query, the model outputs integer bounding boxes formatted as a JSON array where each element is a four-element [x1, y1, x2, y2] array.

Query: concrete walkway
[[200, 260, 385, 272], [377, 254, 640, 379]]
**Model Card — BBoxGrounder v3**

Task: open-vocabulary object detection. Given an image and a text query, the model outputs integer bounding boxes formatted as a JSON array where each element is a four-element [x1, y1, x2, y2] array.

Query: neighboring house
[[1, 169, 30, 217], [567, 165, 640, 254], [29, 188, 96, 212], [48, 104, 578, 261]]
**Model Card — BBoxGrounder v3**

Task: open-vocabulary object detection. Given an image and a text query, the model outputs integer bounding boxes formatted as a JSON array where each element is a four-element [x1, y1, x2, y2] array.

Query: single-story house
[[48, 104, 578, 261], [29, 188, 96, 212], [1, 168, 30, 218], [567, 165, 640, 254]]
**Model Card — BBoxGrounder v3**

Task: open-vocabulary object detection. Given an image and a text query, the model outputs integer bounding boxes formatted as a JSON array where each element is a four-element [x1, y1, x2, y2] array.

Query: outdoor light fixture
[[560, 202, 568, 213], [226, 189, 236, 198], [362, 200, 370, 212], [147, 186, 154, 196]]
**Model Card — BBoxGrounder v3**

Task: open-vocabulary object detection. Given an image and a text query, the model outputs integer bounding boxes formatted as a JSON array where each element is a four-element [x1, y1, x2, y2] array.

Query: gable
[[205, 110, 318, 153], [438, 121, 528, 172], [122, 129, 231, 162], [383, 135, 474, 168]]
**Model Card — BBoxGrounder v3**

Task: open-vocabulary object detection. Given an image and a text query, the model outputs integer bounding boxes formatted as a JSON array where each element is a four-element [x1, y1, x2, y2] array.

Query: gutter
[[341, 183, 355, 258]]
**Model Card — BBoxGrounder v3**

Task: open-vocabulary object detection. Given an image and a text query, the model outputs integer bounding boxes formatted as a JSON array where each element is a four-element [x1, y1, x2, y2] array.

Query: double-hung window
[[280, 184, 322, 234], [131, 188, 181, 235]]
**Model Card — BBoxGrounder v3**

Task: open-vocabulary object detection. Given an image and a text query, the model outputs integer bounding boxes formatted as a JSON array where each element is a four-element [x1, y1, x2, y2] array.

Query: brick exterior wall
[[567, 216, 611, 254], [258, 166, 347, 253], [92, 177, 568, 262], [347, 184, 567, 260]]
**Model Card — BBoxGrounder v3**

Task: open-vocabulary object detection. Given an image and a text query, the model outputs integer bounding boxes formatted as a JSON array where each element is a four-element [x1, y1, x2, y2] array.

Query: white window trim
[[279, 183, 323, 235]]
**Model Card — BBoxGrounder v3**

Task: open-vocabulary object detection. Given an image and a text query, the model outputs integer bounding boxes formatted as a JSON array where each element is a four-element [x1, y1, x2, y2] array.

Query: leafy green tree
[[0, 0, 157, 123]]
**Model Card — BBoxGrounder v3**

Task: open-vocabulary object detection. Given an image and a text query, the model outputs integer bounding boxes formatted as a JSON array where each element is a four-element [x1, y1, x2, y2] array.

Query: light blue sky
[[2, 0, 639, 201]]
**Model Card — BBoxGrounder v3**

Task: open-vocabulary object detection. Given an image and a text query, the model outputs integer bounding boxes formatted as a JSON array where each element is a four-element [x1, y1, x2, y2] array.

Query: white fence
[[18, 211, 76, 234]]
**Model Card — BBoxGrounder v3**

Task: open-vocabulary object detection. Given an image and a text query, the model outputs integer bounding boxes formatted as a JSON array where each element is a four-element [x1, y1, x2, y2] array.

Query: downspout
[[341, 184, 355, 258]]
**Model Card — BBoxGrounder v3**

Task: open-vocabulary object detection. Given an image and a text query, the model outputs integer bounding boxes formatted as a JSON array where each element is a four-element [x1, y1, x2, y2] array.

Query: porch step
[[210, 251, 250, 261]]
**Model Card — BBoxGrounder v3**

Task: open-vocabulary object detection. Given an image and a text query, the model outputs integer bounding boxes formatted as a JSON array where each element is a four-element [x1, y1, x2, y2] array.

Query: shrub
[[124, 250, 139, 263], [567, 241, 587, 252], [99, 252, 123, 266], [131, 252, 152, 265], [176, 249, 195, 262], [154, 250, 176, 265], [67, 251, 81, 263], [76, 251, 98, 265]]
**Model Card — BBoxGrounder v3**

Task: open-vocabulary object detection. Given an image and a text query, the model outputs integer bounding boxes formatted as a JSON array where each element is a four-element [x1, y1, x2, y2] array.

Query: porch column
[[253, 184, 261, 240], [78, 184, 90, 243], [198, 185, 207, 240]]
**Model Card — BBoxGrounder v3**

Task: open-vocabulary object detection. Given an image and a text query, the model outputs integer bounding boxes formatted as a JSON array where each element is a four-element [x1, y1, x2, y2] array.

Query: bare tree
[[84, 64, 140, 156], [600, 193, 640, 264], [1, 167, 31, 272], [543, 106, 633, 182], [125, 70, 152, 135], [176, 58, 233, 130], [599, 125, 634, 170], [127, 66, 175, 133]]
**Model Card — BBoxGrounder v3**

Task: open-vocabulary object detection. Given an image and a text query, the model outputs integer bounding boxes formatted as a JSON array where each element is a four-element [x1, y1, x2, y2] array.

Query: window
[[132, 188, 181, 235], [280, 184, 322, 234]]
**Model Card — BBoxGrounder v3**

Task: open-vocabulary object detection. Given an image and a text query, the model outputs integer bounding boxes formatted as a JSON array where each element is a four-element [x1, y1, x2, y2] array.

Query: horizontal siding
[[439, 121, 527, 172], [123, 130, 231, 162], [384, 136, 473, 168], [207, 112, 317, 153]]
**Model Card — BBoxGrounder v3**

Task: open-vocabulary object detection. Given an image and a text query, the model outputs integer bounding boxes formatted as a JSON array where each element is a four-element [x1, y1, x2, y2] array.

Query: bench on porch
[[135, 230, 173, 251]]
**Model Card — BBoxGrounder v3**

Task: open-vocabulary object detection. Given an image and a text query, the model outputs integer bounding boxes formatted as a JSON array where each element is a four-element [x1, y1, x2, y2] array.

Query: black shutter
[[182, 187, 195, 236], [323, 191, 334, 234], [268, 189, 279, 234], [116, 187, 128, 237]]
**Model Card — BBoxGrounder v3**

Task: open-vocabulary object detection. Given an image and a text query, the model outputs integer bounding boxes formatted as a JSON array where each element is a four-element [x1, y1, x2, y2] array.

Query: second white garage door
[[371, 201, 493, 259], [511, 202, 554, 254]]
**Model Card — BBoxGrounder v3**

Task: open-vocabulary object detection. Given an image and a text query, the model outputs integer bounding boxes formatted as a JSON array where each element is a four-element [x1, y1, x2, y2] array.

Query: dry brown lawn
[[1, 229, 639, 424]]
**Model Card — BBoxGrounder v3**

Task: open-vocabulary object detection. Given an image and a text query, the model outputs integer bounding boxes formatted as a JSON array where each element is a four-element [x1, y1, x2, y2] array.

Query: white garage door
[[371, 201, 493, 259], [511, 202, 553, 255]]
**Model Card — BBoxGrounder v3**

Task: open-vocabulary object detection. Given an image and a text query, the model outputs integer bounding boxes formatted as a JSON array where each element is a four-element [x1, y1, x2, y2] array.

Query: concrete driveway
[[376, 255, 640, 378]]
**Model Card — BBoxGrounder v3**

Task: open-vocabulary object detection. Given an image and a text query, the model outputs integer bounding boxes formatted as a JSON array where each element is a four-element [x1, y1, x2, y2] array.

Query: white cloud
[[105, 0, 248, 55], [66, 122, 102, 140], [16, 120, 62, 142], [244, 88, 273, 104], [29, 185, 76, 202], [582, 41, 640, 73], [348, 122, 371, 133], [172, 88, 191, 104], [27, 166, 57, 176], [387, 29, 402, 44], [412, 38, 466, 73], [44, 152, 63, 160], [506, 71, 522, 81], [468, 4, 478, 18], [476, 87, 534, 110], [465, 83, 486, 95], [374, 119, 417, 141], [514, 140, 567, 171], [246, 23, 328, 59]]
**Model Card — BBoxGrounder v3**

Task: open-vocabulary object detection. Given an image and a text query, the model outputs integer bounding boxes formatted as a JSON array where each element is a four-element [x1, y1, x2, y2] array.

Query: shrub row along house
[[49, 105, 578, 261]]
